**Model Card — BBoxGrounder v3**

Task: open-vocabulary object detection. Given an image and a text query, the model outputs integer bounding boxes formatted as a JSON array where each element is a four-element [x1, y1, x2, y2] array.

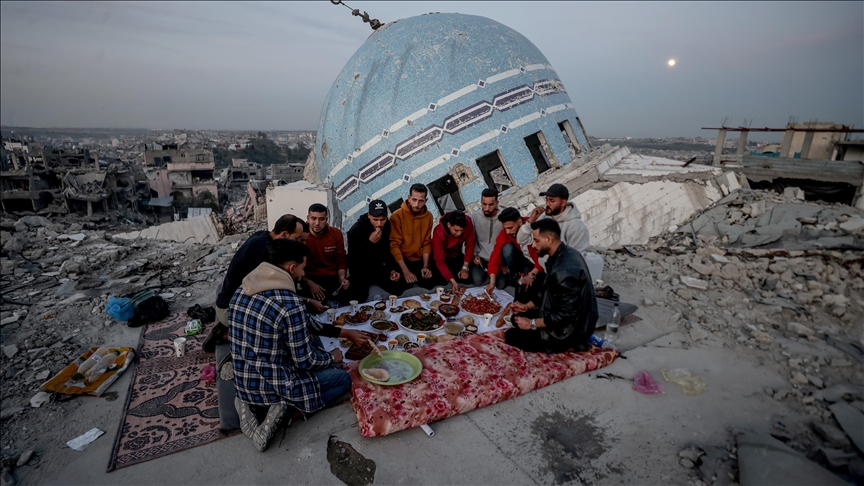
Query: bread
[[361, 368, 390, 382], [495, 303, 512, 328]]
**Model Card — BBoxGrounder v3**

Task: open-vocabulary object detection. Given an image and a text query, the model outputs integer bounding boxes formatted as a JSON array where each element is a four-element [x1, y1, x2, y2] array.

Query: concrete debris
[[28, 392, 50, 408], [680, 276, 709, 290], [810, 422, 851, 447], [14, 451, 33, 468], [829, 402, 864, 453]]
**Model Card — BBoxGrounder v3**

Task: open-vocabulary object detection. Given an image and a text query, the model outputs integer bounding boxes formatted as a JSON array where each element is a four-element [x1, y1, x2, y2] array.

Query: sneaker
[[202, 322, 228, 353], [252, 403, 287, 452], [234, 397, 259, 439]]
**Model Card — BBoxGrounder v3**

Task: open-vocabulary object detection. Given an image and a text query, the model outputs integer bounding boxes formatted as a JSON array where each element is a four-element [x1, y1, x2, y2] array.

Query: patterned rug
[[347, 329, 619, 437], [107, 311, 230, 472]]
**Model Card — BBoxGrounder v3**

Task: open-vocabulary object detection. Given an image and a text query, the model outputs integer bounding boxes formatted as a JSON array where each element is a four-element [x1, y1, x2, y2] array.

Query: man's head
[[407, 183, 428, 215], [307, 203, 328, 235], [443, 210, 468, 238], [367, 199, 388, 230], [498, 207, 523, 237], [540, 183, 569, 216], [272, 214, 304, 240], [480, 188, 499, 217], [297, 220, 310, 244], [530, 218, 561, 257], [268, 238, 311, 282]]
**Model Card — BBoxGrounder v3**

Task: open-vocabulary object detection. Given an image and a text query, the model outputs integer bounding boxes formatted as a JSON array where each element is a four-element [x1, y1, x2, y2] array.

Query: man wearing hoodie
[[229, 239, 366, 452], [303, 203, 350, 305], [346, 199, 402, 301], [518, 183, 590, 255], [389, 183, 436, 289], [469, 188, 502, 286]]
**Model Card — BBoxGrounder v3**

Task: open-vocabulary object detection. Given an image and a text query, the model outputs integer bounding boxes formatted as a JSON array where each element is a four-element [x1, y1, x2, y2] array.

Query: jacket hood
[[401, 200, 428, 218], [552, 202, 582, 222], [242, 262, 296, 296]]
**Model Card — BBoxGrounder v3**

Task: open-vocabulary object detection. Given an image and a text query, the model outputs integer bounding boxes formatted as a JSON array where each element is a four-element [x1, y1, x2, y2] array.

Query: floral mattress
[[345, 329, 618, 437]]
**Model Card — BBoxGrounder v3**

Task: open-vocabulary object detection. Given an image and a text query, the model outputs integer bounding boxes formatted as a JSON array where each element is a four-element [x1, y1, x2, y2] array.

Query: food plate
[[460, 294, 502, 315], [399, 308, 444, 333], [358, 350, 423, 386]]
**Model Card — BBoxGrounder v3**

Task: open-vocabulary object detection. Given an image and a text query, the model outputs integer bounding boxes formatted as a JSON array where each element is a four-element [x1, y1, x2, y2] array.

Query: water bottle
[[74, 347, 110, 379], [605, 303, 621, 343], [588, 334, 617, 350], [84, 350, 123, 383]]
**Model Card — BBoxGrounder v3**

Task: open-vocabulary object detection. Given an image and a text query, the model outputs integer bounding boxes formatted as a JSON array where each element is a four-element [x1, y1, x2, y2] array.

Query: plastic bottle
[[75, 347, 110, 378], [84, 350, 122, 383], [605, 303, 621, 343], [588, 334, 617, 350]]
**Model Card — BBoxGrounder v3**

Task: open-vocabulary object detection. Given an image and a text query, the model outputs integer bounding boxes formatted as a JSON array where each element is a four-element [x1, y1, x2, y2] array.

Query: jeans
[[499, 243, 535, 288], [314, 366, 352, 407], [301, 274, 350, 306]]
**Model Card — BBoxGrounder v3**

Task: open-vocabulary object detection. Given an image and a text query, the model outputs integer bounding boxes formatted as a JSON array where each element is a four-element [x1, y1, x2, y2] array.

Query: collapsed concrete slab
[[113, 212, 223, 244]]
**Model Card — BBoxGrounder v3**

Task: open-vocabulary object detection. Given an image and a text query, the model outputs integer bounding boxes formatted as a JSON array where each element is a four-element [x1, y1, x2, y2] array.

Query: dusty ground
[[1, 209, 863, 485]]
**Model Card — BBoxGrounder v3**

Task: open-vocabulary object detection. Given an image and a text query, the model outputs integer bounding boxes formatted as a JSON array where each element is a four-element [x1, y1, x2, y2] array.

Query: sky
[[1, 1, 861, 139]]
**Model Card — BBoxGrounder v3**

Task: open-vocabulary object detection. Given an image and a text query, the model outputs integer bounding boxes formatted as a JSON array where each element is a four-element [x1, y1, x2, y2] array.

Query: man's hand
[[473, 255, 482, 266], [339, 329, 366, 346], [340, 277, 350, 290], [404, 270, 417, 284], [500, 266, 509, 275], [390, 270, 401, 282], [330, 348, 344, 363], [450, 279, 460, 293], [306, 299, 327, 314], [420, 267, 432, 279], [369, 227, 382, 244], [484, 278, 496, 296], [514, 316, 532, 330], [522, 273, 535, 288], [511, 301, 529, 314], [457, 268, 469, 280], [306, 279, 325, 301], [528, 206, 545, 223]]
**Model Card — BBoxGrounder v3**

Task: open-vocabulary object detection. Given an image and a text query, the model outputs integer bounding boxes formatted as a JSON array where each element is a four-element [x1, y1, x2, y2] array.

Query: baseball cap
[[368, 199, 388, 217], [539, 183, 569, 199]]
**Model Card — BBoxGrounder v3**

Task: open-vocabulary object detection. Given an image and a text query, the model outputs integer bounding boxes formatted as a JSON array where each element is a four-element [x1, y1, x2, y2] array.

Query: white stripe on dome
[[508, 112, 541, 130], [372, 178, 404, 200], [410, 153, 451, 178], [459, 128, 501, 152], [545, 103, 568, 114], [327, 64, 558, 182]]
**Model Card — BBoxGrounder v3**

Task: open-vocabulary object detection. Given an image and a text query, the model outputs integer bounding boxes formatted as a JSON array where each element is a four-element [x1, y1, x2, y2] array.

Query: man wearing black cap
[[519, 183, 590, 254], [346, 199, 402, 301]]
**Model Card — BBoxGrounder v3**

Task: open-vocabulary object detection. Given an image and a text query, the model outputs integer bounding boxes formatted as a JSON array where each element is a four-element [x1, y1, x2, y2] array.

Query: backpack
[[127, 296, 170, 328]]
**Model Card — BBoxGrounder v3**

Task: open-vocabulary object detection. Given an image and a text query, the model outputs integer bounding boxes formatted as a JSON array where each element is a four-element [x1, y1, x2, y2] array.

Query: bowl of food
[[399, 308, 445, 333], [359, 305, 374, 312], [425, 334, 438, 344], [438, 304, 460, 318], [443, 323, 464, 335], [459, 315, 475, 326], [440, 293, 453, 303], [371, 310, 388, 320], [429, 300, 442, 310], [394, 334, 411, 346], [390, 305, 407, 313], [465, 324, 478, 333], [371, 319, 392, 331], [374, 301, 387, 311], [419, 293, 431, 301]]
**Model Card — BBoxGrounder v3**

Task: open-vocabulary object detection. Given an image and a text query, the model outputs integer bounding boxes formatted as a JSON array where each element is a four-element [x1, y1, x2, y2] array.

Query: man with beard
[[518, 183, 589, 255], [484, 207, 544, 296], [431, 210, 476, 293], [230, 239, 367, 451], [346, 199, 402, 301], [469, 188, 503, 286], [389, 184, 436, 289], [303, 204, 350, 305], [505, 219, 598, 354]]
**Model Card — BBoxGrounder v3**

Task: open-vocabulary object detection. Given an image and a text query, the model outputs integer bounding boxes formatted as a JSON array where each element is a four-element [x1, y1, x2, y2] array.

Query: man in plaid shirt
[[229, 238, 363, 451]]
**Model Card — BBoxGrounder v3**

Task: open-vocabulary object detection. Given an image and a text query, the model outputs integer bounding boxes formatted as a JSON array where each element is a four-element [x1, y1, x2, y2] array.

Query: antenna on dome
[[330, 0, 382, 30]]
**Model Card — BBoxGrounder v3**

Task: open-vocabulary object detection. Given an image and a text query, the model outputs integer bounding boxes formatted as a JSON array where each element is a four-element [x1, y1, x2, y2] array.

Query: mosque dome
[[315, 12, 591, 223]]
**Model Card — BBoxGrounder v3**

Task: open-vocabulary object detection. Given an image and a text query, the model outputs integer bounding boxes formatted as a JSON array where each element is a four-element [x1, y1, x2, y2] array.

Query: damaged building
[[142, 143, 218, 207], [0, 139, 144, 216]]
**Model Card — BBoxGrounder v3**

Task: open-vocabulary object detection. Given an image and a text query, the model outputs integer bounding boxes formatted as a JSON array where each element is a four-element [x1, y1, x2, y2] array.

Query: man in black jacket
[[505, 219, 598, 353], [347, 199, 402, 301]]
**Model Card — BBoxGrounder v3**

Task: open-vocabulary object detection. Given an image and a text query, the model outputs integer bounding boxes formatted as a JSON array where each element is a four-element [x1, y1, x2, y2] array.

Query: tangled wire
[[330, 0, 382, 30]]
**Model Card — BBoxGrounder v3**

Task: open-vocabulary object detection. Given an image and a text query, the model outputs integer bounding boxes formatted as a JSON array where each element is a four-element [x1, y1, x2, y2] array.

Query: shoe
[[252, 403, 287, 452], [203, 322, 228, 353], [235, 397, 259, 439]]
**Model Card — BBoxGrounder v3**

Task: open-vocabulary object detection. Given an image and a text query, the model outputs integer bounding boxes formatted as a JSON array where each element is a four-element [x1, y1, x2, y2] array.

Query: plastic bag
[[127, 296, 170, 328], [106, 296, 135, 321], [632, 369, 665, 394], [200, 365, 216, 382], [662, 368, 707, 396]]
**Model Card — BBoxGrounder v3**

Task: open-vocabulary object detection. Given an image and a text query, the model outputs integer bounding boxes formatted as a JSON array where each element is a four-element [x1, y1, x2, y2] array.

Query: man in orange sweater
[[303, 203, 350, 305], [389, 184, 436, 290]]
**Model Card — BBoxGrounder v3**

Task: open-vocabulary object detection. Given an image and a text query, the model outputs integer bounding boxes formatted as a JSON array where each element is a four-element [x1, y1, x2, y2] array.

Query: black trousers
[[400, 258, 440, 291], [504, 327, 590, 354], [301, 274, 350, 306]]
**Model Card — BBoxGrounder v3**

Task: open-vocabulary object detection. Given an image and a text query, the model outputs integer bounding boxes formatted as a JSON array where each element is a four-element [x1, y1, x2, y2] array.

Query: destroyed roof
[[145, 196, 174, 207]]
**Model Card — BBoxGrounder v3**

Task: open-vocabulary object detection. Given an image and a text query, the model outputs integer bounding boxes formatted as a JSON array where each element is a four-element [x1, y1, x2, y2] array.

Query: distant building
[[142, 143, 218, 203], [268, 163, 305, 184]]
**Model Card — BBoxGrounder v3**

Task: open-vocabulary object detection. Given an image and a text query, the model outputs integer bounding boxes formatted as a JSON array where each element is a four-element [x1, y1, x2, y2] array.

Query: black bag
[[186, 304, 216, 324], [127, 296, 170, 328]]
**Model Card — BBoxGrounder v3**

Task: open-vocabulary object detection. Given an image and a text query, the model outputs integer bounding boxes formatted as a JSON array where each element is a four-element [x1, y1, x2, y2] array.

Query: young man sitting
[[229, 239, 366, 451], [431, 210, 476, 293]]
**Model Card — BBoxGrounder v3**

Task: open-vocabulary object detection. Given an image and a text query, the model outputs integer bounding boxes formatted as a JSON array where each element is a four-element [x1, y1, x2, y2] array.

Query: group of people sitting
[[208, 182, 599, 451]]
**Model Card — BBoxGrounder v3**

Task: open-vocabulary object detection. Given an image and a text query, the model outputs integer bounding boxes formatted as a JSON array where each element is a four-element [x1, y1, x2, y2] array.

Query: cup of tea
[[435, 287, 444, 299], [327, 308, 337, 323], [173, 337, 187, 357], [387, 339, 398, 350], [483, 313, 493, 327], [416, 333, 426, 344], [349, 300, 359, 313], [389, 295, 398, 307]]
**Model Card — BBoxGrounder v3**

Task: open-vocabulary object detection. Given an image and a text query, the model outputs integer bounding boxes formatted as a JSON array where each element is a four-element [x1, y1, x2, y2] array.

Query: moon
[[668, 59, 676, 67]]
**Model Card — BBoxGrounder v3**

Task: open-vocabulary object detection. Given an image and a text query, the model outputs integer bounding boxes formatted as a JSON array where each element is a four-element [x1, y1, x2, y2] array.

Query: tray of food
[[346, 310, 372, 324], [344, 331, 388, 360], [399, 308, 444, 333], [438, 304, 460, 318], [460, 294, 502, 315]]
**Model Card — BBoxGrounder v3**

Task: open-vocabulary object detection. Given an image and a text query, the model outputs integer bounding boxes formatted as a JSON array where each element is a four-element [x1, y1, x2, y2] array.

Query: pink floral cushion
[[346, 330, 619, 437]]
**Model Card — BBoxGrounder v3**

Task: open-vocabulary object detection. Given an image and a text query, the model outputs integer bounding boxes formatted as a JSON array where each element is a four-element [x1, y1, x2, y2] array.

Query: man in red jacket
[[431, 210, 476, 292], [303, 203, 350, 305], [485, 207, 544, 301]]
